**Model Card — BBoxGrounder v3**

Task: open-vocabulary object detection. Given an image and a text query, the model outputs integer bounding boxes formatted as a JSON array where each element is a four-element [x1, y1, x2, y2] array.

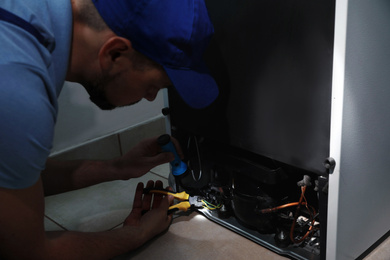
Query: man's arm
[[41, 136, 176, 196], [0, 178, 173, 260], [41, 159, 119, 196]]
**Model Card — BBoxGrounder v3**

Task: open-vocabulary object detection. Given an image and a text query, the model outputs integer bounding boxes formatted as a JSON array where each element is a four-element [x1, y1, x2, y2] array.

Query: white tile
[[150, 163, 170, 179], [45, 172, 168, 232], [51, 134, 121, 161], [119, 118, 166, 155], [44, 217, 65, 231]]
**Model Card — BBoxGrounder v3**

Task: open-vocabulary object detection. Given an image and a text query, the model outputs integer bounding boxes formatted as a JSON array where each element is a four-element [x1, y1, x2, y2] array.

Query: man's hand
[[0, 178, 174, 259], [124, 180, 174, 244], [42, 135, 182, 196], [111, 136, 183, 180]]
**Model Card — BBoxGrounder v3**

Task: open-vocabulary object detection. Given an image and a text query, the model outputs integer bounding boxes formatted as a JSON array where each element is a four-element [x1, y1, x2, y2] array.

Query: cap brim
[[164, 64, 219, 109]]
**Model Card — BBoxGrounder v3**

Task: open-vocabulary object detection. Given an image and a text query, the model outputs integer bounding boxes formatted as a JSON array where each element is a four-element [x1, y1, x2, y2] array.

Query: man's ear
[[98, 37, 133, 74]]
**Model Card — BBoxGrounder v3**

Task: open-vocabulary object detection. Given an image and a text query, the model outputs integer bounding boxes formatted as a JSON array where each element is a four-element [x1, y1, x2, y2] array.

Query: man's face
[[84, 54, 172, 110]]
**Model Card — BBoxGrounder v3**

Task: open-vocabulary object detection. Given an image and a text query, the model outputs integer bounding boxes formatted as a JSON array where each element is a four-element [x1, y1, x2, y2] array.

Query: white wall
[[51, 82, 165, 154]]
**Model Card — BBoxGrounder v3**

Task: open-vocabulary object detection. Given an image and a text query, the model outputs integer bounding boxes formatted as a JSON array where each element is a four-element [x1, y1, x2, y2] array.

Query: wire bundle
[[202, 199, 222, 210]]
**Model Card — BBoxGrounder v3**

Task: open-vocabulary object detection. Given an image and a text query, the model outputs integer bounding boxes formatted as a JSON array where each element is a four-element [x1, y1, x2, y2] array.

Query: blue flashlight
[[157, 134, 187, 176]]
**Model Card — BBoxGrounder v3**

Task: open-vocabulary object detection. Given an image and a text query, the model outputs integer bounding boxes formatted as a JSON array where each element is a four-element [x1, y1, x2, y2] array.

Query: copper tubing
[[289, 186, 316, 244], [260, 186, 316, 244], [259, 202, 307, 213]]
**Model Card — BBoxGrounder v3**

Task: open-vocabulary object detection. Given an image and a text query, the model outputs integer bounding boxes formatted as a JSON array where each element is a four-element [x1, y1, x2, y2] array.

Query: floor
[[44, 163, 390, 260]]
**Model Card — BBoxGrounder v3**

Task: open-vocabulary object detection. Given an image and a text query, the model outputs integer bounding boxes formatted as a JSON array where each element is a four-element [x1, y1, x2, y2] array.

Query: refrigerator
[[164, 0, 390, 259]]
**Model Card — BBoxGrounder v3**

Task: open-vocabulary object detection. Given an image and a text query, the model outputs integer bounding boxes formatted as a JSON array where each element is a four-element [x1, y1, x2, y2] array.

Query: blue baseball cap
[[92, 0, 219, 109]]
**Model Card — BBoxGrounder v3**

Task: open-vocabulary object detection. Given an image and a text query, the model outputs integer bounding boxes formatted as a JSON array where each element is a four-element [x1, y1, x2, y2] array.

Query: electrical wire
[[202, 199, 222, 210], [187, 136, 202, 181]]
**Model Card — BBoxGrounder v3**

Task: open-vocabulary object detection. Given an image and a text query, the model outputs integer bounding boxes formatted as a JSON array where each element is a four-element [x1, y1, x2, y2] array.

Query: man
[[0, 0, 218, 259]]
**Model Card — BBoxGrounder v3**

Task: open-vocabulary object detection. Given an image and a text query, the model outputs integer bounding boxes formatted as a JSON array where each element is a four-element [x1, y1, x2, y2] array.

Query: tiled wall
[[51, 117, 167, 161]]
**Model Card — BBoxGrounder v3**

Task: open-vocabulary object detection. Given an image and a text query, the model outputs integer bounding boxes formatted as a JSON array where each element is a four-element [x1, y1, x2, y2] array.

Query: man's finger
[[133, 182, 144, 209], [151, 180, 164, 209], [142, 180, 154, 212]]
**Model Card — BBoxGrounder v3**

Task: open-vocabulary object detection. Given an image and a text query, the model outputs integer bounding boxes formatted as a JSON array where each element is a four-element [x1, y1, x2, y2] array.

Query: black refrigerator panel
[[168, 0, 335, 175]]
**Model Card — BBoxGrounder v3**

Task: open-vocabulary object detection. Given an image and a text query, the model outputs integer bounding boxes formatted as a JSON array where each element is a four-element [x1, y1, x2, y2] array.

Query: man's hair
[[77, 0, 108, 31]]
